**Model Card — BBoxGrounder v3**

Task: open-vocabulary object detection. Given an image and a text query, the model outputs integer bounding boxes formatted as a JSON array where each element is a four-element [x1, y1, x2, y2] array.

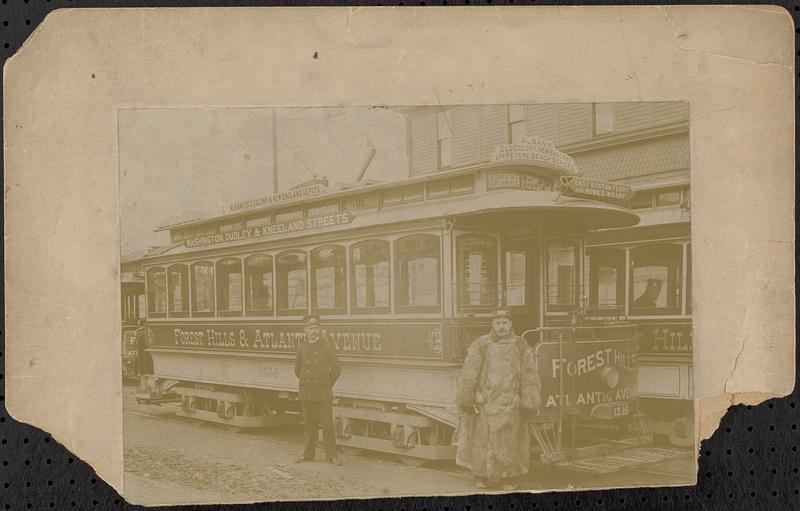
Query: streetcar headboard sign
[[229, 183, 325, 211], [535, 327, 639, 420], [184, 211, 355, 248], [559, 176, 634, 205]]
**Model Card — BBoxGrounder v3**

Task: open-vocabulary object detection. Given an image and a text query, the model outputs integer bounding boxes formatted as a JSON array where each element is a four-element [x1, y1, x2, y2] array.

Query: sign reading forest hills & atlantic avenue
[[184, 211, 355, 248]]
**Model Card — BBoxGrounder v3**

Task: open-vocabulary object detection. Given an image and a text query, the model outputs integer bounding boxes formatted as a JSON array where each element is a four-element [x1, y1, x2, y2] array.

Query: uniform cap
[[492, 308, 512, 319], [303, 314, 321, 326]]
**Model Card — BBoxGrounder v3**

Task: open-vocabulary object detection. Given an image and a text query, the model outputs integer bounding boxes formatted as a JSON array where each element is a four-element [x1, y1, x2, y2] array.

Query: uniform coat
[[295, 338, 341, 402], [455, 332, 541, 480]]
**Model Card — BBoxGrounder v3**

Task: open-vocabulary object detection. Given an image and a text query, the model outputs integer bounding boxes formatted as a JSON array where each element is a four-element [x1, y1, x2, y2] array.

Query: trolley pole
[[272, 108, 279, 193]]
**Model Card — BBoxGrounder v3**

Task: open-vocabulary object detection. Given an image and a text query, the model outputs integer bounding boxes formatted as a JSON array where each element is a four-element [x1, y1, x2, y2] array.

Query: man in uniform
[[455, 308, 541, 490], [294, 314, 342, 465], [634, 278, 662, 308]]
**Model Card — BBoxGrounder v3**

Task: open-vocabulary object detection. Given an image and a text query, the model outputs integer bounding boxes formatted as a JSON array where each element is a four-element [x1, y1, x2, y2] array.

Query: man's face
[[492, 317, 512, 337], [647, 281, 662, 299], [305, 324, 321, 340]]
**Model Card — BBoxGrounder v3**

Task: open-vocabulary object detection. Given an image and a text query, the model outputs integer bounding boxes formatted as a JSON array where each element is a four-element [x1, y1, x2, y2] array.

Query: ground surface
[[122, 384, 695, 506]]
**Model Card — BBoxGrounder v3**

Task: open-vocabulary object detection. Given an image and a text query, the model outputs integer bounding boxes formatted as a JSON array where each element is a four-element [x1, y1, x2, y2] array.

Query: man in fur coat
[[455, 308, 541, 490]]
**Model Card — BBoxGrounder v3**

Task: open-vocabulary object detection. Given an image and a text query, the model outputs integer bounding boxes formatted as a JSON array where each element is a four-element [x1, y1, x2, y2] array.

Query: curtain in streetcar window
[[546, 242, 576, 307], [350, 240, 390, 312], [630, 244, 682, 314], [505, 251, 526, 306], [277, 251, 307, 314], [245, 254, 273, 314], [457, 234, 498, 309], [146, 268, 167, 315], [588, 248, 625, 309], [216, 258, 243, 315], [167, 264, 189, 316], [311, 246, 346, 313], [395, 235, 440, 312], [191, 262, 215, 315]]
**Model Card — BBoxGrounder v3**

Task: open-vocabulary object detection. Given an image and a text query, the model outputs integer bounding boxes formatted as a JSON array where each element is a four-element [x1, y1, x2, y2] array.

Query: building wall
[[405, 103, 689, 184]]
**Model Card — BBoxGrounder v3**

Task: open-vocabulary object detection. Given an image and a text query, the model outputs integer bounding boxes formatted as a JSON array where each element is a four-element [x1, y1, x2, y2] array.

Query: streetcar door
[[504, 239, 539, 337]]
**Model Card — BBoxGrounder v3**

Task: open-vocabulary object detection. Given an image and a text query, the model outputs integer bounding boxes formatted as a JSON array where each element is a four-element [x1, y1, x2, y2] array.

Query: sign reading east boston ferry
[[491, 137, 579, 174], [184, 211, 356, 248], [559, 176, 634, 205]]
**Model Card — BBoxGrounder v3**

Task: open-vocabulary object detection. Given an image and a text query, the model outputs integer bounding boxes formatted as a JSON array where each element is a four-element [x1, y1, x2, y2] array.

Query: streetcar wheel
[[338, 446, 362, 457], [397, 455, 427, 468]]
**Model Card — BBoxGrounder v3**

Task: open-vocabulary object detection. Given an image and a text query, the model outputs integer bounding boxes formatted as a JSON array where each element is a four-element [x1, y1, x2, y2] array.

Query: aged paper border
[[4, 6, 795, 499]]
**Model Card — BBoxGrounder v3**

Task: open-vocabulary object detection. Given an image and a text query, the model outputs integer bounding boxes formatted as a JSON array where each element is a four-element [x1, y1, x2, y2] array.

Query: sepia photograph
[[119, 103, 694, 504]]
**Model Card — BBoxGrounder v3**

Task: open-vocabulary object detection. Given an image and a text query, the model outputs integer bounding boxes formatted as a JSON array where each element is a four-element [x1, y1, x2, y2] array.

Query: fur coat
[[455, 332, 541, 480]]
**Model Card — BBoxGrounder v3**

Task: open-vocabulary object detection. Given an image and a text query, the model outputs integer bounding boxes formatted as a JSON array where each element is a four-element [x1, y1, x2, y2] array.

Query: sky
[[119, 107, 409, 258]]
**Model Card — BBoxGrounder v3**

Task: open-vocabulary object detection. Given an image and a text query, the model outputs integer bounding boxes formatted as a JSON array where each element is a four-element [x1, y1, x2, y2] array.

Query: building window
[[395, 235, 441, 312], [191, 262, 215, 316], [277, 251, 307, 314], [244, 254, 273, 315], [437, 111, 452, 169], [630, 244, 683, 315], [587, 248, 625, 310], [146, 268, 167, 316], [350, 240, 390, 313], [311, 245, 346, 314], [595, 103, 614, 135], [509, 105, 527, 143], [505, 250, 527, 306], [216, 258, 243, 316], [457, 234, 498, 309], [167, 264, 189, 317], [546, 242, 577, 308]]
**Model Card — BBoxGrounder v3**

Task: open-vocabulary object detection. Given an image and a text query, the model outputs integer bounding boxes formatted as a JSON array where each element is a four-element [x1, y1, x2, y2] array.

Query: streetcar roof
[[142, 189, 639, 260], [154, 160, 578, 232]]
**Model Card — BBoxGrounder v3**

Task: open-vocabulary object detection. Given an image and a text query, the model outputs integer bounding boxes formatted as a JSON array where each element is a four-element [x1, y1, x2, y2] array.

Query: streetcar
[[121, 258, 145, 380], [134, 137, 671, 468]]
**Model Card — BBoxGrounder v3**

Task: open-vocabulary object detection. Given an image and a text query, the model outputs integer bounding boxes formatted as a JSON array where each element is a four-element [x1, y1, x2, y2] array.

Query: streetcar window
[[167, 264, 189, 317], [244, 254, 273, 315], [277, 251, 307, 314], [655, 188, 682, 207], [220, 221, 243, 233], [216, 258, 243, 316], [426, 179, 450, 199], [630, 190, 653, 210], [138, 294, 146, 319], [505, 250, 526, 306], [191, 262, 215, 316], [587, 248, 625, 309], [686, 244, 692, 314], [456, 234, 498, 309], [395, 235, 440, 312], [146, 268, 167, 316], [545, 242, 577, 308], [630, 244, 682, 315], [311, 245, 346, 314], [350, 240, 390, 313]]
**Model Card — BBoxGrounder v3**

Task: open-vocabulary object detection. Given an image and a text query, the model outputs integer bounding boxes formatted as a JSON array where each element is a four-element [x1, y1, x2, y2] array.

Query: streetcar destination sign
[[490, 137, 578, 174], [229, 183, 325, 211], [184, 211, 356, 248], [559, 176, 634, 204]]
